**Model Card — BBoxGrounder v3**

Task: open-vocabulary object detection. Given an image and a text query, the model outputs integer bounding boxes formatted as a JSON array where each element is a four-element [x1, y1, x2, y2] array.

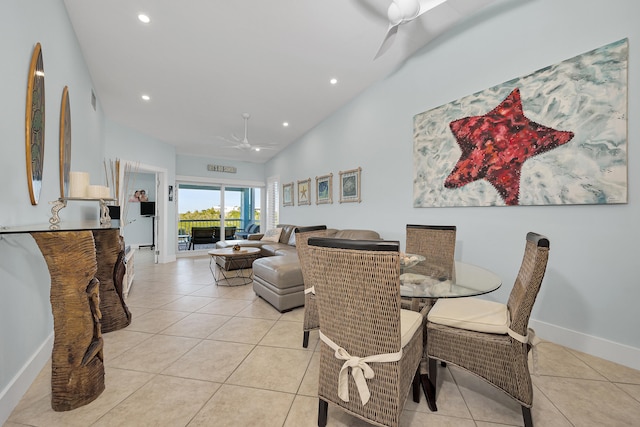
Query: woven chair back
[[295, 225, 329, 287], [296, 226, 328, 332], [507, 232, 550, 336], [308, 238, 402, 356], [405, 224, 456, 280]]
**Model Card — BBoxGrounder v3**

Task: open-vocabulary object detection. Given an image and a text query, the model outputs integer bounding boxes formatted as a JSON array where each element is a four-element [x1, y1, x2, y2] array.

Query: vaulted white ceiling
[[63, 0, 497, 163]]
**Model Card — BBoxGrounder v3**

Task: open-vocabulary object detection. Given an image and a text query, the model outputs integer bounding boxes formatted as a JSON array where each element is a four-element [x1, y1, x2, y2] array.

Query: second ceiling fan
[[218, 113, 276, 152]]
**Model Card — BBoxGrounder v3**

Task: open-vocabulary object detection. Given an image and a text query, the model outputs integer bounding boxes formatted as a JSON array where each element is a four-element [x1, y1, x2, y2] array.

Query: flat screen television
[[140, 201, 155, 216]]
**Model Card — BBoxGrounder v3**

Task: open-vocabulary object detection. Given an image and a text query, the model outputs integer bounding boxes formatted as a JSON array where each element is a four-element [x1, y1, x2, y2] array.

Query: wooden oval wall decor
[[25, 42, 45, 205], [60, 86, 71, 198]]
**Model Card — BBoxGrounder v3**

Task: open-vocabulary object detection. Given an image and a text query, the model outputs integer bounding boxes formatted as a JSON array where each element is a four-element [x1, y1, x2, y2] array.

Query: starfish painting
[[444, 88, 575, 205]]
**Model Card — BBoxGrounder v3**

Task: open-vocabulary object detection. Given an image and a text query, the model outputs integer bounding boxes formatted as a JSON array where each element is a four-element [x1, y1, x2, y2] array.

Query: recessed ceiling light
[[282, 122, 289, 127], [138, 14, 151, 24], [330, 78, 338, 85], [254, 147, 261, 152], [141, 94, 150, 101]]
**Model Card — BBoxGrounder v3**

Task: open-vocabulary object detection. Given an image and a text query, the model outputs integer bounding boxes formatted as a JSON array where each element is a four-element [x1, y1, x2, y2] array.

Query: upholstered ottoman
[[252, 254, 305, 312]]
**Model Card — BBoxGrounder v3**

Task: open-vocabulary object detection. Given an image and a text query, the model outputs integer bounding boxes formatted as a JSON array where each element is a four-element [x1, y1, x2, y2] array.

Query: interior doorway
[[120, 161, 169, 263]]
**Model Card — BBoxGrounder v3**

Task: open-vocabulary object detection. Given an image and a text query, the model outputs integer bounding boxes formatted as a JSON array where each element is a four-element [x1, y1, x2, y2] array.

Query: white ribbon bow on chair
[[320, 331, 402, 405], [508, 327, 542, 375]]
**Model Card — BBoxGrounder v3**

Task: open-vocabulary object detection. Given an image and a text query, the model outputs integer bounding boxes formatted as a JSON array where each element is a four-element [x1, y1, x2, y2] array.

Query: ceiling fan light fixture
[[388, 0, 420, 24]]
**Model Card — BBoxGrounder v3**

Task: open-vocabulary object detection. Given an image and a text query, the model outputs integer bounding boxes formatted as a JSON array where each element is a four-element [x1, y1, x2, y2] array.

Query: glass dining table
[[400, 257, 502, 299], [399, 256, 502, 412]]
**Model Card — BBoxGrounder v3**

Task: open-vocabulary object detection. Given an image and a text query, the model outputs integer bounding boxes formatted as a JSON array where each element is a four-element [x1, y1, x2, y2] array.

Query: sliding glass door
[[177, 183, 261, 251]]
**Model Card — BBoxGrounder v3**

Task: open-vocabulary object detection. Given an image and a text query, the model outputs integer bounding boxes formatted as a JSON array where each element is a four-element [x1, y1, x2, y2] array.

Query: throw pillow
[[261, 228, 283, 243], [287, 228, 298, 246]]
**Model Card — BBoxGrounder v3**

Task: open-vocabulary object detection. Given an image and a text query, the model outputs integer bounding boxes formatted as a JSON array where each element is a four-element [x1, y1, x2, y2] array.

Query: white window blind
[[266, 176, 279, 229]]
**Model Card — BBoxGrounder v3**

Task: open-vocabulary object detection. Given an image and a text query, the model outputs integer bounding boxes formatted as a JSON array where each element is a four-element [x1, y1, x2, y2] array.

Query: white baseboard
[[530, 319, 640, 371], [0, 333, 53, 425]]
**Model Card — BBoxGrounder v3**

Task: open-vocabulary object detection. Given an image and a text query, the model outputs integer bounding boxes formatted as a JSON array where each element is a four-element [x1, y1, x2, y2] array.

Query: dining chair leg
[[318, 398, 328, 427], [522, 406, 533, 427], [302, 330, 310, 348], [424, 357, 438, 411], [412, 368, 421, 403]]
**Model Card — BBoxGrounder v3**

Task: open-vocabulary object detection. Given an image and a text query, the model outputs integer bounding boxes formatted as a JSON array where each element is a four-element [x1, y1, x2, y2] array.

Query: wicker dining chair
[[294, 225, 328, 348], [404, 224, 457, 311], [426, 232, 550, 427], [308, 237, 425, 427]]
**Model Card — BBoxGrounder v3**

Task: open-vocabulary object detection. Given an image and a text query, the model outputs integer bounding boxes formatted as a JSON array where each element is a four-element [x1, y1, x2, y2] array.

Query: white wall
[[103, 118, 177, 262], [266, 0, 640, 368], [176, 154, 266, 182], [0, 0, 107, 421], [0, 2, 179, 421]]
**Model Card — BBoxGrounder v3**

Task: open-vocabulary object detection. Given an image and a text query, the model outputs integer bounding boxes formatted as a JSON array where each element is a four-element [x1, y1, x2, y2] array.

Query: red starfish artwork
[[444, 88, 575, 205]]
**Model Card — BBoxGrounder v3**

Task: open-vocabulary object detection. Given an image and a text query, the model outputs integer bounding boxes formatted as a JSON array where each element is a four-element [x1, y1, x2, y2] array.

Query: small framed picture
[[297, 178, 311, 206], [339, 167, 362, 203], [283, 182, 294, 207], [316, 173, 333, 204]]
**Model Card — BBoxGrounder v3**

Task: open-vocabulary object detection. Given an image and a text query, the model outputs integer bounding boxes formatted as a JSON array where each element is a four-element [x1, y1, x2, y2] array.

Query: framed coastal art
[[297, 178, 311, 206], [339, 167, 361, 203], [25, 42, 45, 205], [59, 86, 71, 198], [283, 182, 294, 207], [316, 173, 333, 204], [413, 38, 628, 207]]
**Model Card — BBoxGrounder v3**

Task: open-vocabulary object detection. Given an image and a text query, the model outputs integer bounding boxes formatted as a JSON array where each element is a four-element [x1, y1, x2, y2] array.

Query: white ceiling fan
[[374, 0, 448, 59], [217, 113, 276, 152]]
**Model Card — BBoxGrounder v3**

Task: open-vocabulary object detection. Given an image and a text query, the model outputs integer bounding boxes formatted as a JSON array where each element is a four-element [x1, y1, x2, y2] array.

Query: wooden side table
[[208, 247, 260, 286], [2, 221, 128, 411]]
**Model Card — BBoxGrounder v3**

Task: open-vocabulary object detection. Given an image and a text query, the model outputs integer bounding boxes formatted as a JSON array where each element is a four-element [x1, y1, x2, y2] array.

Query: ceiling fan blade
[[374, 23, 399, 59], [216, 135, 237, 145], [374, 0, 448, 59], [416, 0, 448, 18]]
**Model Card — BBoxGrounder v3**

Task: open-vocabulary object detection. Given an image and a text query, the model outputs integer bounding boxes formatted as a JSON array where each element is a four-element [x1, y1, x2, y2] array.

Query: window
[[266, 175, 279, 230]]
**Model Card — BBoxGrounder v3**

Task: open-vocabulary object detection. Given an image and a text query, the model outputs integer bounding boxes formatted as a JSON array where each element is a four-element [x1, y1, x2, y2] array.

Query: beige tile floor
[[6, 250, 640, 427]]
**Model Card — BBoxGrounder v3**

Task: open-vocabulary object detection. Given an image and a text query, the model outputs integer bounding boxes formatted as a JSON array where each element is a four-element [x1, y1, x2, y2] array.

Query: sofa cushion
[[260, 242, 292, 257], [276, 224, 298, 244], [252, 255, 303, 289], [287, 230, 297, 246], [261, 228, 283, 242], [332, 229, 381, 240]]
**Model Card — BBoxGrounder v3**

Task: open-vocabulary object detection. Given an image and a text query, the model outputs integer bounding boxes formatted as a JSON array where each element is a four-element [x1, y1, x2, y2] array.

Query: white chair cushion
[[400, 309, 423, 348], [427, 298, 509, 334]]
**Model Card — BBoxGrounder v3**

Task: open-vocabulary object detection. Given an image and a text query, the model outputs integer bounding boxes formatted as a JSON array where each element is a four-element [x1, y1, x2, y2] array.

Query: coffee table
[[208, 247, 261, 286]]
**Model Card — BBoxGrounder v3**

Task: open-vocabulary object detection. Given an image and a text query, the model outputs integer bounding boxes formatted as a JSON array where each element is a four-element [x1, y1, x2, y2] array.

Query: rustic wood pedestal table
[[208, 247, 260, 286], [1, 221, 131, 411], [400, 260, 502, 412]]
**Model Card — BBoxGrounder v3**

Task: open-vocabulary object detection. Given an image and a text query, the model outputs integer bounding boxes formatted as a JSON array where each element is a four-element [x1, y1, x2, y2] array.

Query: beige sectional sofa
[[216, 224, 380, 312], [214, 224, 298, 270]]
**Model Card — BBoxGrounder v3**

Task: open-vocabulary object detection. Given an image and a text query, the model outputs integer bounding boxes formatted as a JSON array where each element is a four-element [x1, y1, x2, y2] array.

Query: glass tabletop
[[400, 260, 501, 298]]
